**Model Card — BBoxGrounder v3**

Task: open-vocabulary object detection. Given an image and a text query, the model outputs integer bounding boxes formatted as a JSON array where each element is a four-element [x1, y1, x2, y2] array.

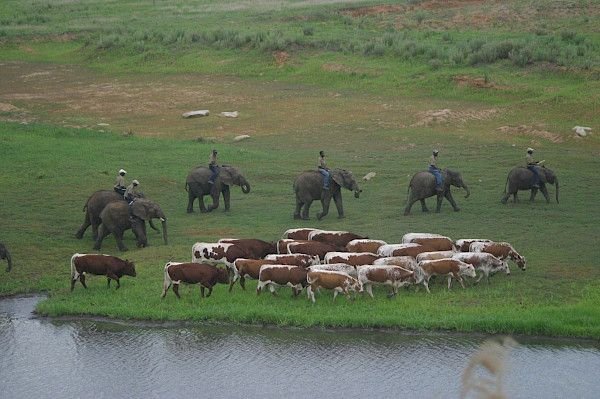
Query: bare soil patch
[[0, 102, 21, 112], [453, 75, 509, 90], [411, 108, 499, 127], [272, 51, 289, 67], [496, 125, 563, 143]]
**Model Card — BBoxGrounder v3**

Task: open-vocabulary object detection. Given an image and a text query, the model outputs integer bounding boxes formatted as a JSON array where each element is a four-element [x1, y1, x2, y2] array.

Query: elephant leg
[[539, 185, 550, 203], [207, 190, 220, 212], [404, 195, 417, 216], [420, 199, 429, 212], [75, 213, 91, 239], [198, 195, 208, 213], [435, 193, 444, 213], [529, 188, 538, 203], [334, 194, 344, 218], [222, 186, 231, 212], [317, 195, 331, 220], [187, 189, 195, 213], [445, 191, 460, 212], [294, 197, 303, 219], [302, 199, 312, 220], [114, 229, 128, 252], [93, 224, 110, 250]]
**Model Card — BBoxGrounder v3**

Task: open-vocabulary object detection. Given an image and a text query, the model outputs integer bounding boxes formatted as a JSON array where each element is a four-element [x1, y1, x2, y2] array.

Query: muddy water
[[1, 296, 599, 399]]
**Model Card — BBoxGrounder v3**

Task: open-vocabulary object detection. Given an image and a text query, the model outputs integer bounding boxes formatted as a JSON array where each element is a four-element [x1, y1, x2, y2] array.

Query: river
[[0, 295, 599, 398]]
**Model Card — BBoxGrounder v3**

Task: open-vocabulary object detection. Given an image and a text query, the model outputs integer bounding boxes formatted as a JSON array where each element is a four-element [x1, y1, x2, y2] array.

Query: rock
[[220, 111, 238, 118], [233, 135, 250, 142], [573, 126, 592, 137], [182, 110, 209, 118], [97, 123, 110, 126], [363, 172, 376, 181]]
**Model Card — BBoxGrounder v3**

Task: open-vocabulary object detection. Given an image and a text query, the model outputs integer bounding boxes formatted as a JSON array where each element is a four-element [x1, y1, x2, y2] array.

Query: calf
[[264, 253, 321, 268], [286, 241, 346, 261], [346, 239, 387, 253], [455, 238, 492, 252], [283, 228, 320, 240], [402, 233, 455, 251], [308, 230, 367, 247], [469, 241, 526, 272], [192, 242, 250, 277], [452, 252, 508, 284], [416, 251, 456, 262], [231, 258, 277, 291], [308, 263, 358, 277], [256, 265, 308, 297], [358, 265, 416, 298], [70, 253, 136, 291], [377, 243, 433, 258], [217, 238, 277, 258], [418, 259, 476, 293], [161, 262, 229, 298], [306, 270, 363, 303], [324, 252, 380, 266]]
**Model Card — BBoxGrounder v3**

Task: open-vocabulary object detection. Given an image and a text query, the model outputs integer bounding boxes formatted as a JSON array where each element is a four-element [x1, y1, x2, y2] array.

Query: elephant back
[[186, 166, 211, 184]]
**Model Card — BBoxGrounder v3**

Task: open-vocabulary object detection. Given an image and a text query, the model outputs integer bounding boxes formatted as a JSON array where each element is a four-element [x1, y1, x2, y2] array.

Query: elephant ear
[[219, 167, 235, 186], [330, 170, 344, 187], [131, 200, 150, 220]]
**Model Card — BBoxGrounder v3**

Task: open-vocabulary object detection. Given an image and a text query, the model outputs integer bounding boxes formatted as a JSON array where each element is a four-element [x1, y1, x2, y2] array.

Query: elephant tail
[[503, 176, 509, 194], [184, 182, 189, 192]]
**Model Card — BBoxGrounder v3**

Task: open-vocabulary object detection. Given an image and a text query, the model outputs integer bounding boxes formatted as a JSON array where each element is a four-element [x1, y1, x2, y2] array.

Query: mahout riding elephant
[[293, 169, 362, 220], [94, 198, 168, 251], [404, 168, 470, 216], [0, 242, 12, 272], [501, 166, 559, 204], [186, 165, 251, 213], [75, 190, 152, 240]]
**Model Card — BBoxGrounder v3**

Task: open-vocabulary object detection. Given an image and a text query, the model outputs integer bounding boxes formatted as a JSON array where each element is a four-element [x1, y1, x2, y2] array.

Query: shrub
[[302, 26, 314, 36], [509, 47, 533, 67], [428, 58, 442, 70]]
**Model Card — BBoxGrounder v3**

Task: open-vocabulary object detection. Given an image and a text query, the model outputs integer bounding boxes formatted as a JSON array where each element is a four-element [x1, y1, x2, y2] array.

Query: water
[[1, 296, 599, 399]]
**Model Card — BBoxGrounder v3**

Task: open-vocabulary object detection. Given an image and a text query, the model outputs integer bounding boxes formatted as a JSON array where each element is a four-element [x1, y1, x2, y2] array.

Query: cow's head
[[350, 278, 364, 294], [459, 264, 477, 278], [216, 266, 230, 284], [490, 256, 510, 276], [511, 251, 526, 271], [123, 259, 136, 277]]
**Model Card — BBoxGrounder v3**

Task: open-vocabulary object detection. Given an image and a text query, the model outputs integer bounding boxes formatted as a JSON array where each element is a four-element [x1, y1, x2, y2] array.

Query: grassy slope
[[0, 0, 599, 337]]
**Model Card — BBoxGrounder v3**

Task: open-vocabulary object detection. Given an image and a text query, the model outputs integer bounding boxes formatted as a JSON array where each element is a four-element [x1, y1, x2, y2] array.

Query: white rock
[[573, 126, 592, 137], [220, 111, 238, 118], [97, 123, 110, 126], [182, 110, 209, 118], [233, 134, 250, 142], [363, 172, 376, 181]]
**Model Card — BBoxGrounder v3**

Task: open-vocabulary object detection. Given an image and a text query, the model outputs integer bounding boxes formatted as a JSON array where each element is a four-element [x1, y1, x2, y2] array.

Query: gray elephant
[[501, 166, 559, 204], [94, 199, 168, 251], [0, 242, 12, 272], [293, 169, 362, 220], [76, 190, 149, 240], [185, 165, 250, 213], [404, 169, 470, 216]]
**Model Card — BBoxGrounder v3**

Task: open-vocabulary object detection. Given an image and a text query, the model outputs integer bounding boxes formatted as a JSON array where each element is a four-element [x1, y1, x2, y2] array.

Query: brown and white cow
[[455, 238, 492, 252], [324, 252, 380, 266], [230, 259, 277, 291], [306, 270, 363, 303], [346, 239, 387, 253], [308, 230, 367, 247], [192, 242, 250, 277], [217, 238, 277, 258], [283, 228, 320, 240], [377, 243, 433, 258], [264, 253, 321, 268], [469, 241, 526, 272], [452, 252, 508, 284], [161, 262, 229, 299], [418, 259, 476, 293], [277, 239, 308, 254], [256, 265, 308, 296], [416, 251, 457, 262], [357, 265, 416, 298], [286, 241, 346, 260], [402, 233, 455, 251], [70, 253, 136, 291], [308, 263, 358, 277]]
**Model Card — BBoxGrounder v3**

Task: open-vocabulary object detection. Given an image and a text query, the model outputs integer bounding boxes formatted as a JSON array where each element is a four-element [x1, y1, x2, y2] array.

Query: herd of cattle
[[70, 228, 527, 302]]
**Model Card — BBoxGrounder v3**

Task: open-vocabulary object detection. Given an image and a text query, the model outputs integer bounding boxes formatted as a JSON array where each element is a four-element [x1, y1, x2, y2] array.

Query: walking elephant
[[186, 166, 250, 213], [501, 166, 559, 204], [75, 190, 149, 240], [404, 169, 470, 216], [94, 199, 168, 251], [293, 169, 362, 220], [0, 242, 12, 272]]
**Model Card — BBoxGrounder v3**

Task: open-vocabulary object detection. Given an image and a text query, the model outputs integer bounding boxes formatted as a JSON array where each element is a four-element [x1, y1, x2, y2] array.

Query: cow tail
[[70, 254, 79, 281], [162, 263, 172, 296]]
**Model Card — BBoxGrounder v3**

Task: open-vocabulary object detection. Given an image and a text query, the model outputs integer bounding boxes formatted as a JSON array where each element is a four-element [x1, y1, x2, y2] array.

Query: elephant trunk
[[463, 183, 470, 199], [149, 219, 160, 232], [241, 182, 251, 194], [161, 219, 168, 245], [555, 178, 559, 204]]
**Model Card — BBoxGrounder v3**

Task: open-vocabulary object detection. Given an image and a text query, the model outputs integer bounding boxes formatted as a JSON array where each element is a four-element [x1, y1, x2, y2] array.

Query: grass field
[[0, 0, 599, 338]]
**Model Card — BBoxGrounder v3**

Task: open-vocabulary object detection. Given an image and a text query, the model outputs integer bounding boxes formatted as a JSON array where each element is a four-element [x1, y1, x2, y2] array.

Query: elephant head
[[540, 166, 559, 203], [130, 199, 168, 246], [331, 169, 362, 198], [220, 166, 251, 193], [444, 169, 470, 198]]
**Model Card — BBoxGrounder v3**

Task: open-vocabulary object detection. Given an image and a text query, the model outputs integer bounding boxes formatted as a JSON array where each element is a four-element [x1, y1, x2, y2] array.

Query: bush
[[428, 58, 442, 70], [302, 26, 314, 36], [363, 41, 386, 57], [509, 47, 533, 67]]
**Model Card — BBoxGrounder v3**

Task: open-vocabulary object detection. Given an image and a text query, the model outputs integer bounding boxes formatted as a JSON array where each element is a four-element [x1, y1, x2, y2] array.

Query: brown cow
[[455, 238, 492, 252], [286, 241, 346, 260], [418, 259, 476, 293], [308, 230, 367, 247], [283, 228, 319, 240], [308, 263, 358, 277], [256, 265, 308, 296], [402, 233, 455, 251], [377, 244, 434, 258], [469, 241, 526, 272], [416, 251, 457, 262], [357, 265, 416, 298], [277, 239, 308, 254], [218, 238, 277, 258], [324, 252, 380, 265], [161, 262, 229, 298], [264, 253, 321, 268], [306, 270, 363, 303], [230, 259, 277, 291], [346, 239, 387, 253], [70, 253, 136, 291]]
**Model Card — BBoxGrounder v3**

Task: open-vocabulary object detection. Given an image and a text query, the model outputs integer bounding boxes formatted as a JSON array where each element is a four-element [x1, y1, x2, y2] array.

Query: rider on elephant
[[318, 150, 330, 190], [429, 150, 443, 193], [124, 180, 139, 203], [114, 169, 127, 195], [208, 149, 219, 185], [526, 148, 544, 188]]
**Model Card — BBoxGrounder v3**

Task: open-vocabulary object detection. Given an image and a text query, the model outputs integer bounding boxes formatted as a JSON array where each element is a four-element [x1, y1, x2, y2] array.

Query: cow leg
[[475, 271, 485, 285], [447, 275, 452, 290], [173, 283, 181, 299], [420, 199, 429, 212], [200, 286, 205, 298], [239, 276, 246, 290], [387, 286, 398, 299], [80, 273, 88, 289], [332, 289, 339, 302], [70, 271, 79, 291], [206, 286, 213, 298], [107, 277, 111, 288], [366, 284, 374, 299], [256, 281, 264, 295], [161, 281, 171, 298], [269, 284, 277, 296], [454, 273, 465, 289], [424, 277, 431, 294]]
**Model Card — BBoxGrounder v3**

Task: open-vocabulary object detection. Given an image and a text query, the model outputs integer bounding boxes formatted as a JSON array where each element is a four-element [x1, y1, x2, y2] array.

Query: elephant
[[94, 198, 168, 251], [293, 169, 362, 220], [185, 165, 251, 213], [404, 169, 470, 216], [75, 190, 151, 240], [501, 166, 559, 204], [0, 242, 12, 272]]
